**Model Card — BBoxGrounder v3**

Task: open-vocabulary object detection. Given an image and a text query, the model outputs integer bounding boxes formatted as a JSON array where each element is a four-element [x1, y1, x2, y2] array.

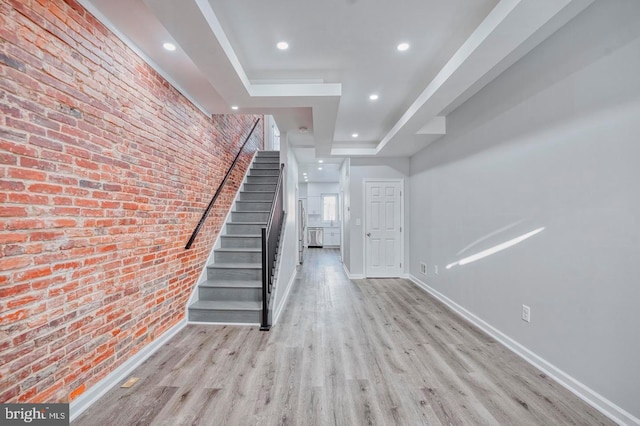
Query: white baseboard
[[273, 268, 297, 325], [187, 321, 260, 327], [342, 263, 364, 280], [408, 275, 640, 426], [69, 318, 187, 422]]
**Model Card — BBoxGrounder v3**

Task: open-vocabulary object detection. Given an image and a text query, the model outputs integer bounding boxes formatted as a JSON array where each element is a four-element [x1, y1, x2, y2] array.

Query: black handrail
[[260, 163, 285, 331], [185, 119, 261, 249]]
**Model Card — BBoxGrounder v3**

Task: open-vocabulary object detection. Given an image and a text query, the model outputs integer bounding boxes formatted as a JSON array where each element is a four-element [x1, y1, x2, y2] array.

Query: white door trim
[[363, 178, 404, 278]]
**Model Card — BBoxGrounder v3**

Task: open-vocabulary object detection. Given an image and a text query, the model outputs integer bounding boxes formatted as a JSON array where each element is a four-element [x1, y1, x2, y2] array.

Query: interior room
[[1, 0, 638, 424]]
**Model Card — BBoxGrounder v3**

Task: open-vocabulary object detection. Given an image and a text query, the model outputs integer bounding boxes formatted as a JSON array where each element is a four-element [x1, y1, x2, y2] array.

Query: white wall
[[340, 159, 351, 269], [271, 132, 299, 323], [305, 182, 339, 197], [409, 1, 640, 422], [346, 157, 410, 277], [264, 115, 279, 151]]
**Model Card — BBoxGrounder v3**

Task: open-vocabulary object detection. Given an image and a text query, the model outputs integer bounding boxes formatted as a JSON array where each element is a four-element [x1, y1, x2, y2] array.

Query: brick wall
[[0, 0, 263, 403]]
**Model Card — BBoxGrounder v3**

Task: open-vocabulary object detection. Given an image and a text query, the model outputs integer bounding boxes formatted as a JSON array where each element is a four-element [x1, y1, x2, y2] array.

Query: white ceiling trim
[[370, 0, 595, 157], [193, 0, 252, 93], [178, 0, 343, 103]]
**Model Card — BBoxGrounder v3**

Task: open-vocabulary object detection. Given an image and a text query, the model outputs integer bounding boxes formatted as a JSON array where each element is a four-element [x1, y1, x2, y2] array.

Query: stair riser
[[235, 201, 272, 211], [252, 163, 280, 170], [198, 286, 261, 302], [254, 157, 280, 163], [239, 191, 273, 201], [207, 267, 261, 281], [226, 223, 265, 235], [220, 236, 261, 248], [214, 250, 262, 263], [188, 308, 262, 323], [246, 176, 278, 184], [244, 184, 276, 192], [231, 211, 270, 222], [249, 169, 279, 177]]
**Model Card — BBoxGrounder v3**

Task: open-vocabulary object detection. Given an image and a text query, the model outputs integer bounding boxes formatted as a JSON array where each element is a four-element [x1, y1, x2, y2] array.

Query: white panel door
[[365, 180, 402, 277]]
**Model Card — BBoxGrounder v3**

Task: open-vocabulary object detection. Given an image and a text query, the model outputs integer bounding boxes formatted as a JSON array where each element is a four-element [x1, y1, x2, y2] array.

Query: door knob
[[366, 232, 371, 237]]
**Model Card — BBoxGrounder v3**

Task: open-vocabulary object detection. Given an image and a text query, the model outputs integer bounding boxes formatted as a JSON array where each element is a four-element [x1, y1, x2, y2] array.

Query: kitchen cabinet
[[307, 196, 321, 215], [324, 227, 341, 247]]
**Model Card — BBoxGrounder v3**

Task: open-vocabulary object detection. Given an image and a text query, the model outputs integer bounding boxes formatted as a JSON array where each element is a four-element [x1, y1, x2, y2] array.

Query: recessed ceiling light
[[277, 41, 289, 50], [318, 167, 323, 171], [231, 105, 239, 110], [351, 133, 359, 138], [318, 160, 324, 163], [397, 42, 410, 52], [369, 94, 379, 101], [163, 42, 176, 51]]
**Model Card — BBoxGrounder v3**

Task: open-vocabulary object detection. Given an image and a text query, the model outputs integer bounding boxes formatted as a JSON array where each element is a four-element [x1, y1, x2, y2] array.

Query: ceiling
[[80, 0, 595, 182]]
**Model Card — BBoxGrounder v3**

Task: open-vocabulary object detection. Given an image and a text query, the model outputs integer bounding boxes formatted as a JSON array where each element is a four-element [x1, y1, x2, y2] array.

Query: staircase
[[188, 151, 280, 323]]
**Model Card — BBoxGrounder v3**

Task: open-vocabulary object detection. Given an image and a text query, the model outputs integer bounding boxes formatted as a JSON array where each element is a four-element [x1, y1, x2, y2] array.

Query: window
[[322, 194, 337, 222]]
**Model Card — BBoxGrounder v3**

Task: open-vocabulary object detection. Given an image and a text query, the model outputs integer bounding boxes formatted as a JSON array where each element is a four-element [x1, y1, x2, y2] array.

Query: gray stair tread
[[215, 247, 261, 253], [227, 221, 267, 225], [190, 300, 261, 311], [208, 262, 262, 269], [198, 279, 261, 288], [221, 234, 261, 238], [234, 210, 271, 213]]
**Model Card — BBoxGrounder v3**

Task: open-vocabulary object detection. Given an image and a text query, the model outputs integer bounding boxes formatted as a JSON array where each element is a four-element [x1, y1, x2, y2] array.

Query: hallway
[[73, 249, 612, 425]]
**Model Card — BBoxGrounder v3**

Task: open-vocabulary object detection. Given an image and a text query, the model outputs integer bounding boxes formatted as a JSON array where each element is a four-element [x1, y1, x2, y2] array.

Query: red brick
[[0, 233, 28, 244], [0, 256, 30, 271], [0, 132, 37, 155], [8, 192, 49, 204], [7, 294, 41, 309], [19, 157, 57, 171], [0, 206, 28, 217], [0, 0, 263, 405], [0, 179, 25, 191], [49, 218, 77, 228], [0, 152, 17, 165], [13, 266, 52, 282], [0, 308, 29, 325], [8, 219, 46, 230], [27, 182, 63, 194], [8, 167, 47, 181]]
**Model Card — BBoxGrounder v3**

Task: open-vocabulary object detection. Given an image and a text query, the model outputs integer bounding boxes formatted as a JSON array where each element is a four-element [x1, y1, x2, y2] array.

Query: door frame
[[363, 178, 405, 278]]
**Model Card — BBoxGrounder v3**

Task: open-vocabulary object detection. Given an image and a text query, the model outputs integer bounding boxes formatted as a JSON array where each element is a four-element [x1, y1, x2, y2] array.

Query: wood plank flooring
[[72, 249, 614, 425]]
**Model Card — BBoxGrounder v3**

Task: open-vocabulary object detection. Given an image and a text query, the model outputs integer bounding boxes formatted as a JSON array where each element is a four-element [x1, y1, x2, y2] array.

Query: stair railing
[[260, 162, 285, 331], [185, 119, 261, 249]]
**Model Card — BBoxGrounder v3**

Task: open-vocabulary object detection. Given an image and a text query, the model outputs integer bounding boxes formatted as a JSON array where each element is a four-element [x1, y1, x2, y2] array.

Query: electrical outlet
[[434, 265, 439, 275], [420, 263, 427, 275], [522, 305, 531, 323]]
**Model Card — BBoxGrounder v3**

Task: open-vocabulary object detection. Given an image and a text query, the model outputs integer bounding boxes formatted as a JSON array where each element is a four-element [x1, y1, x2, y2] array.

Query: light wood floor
[[73, 249, 613, 425]]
